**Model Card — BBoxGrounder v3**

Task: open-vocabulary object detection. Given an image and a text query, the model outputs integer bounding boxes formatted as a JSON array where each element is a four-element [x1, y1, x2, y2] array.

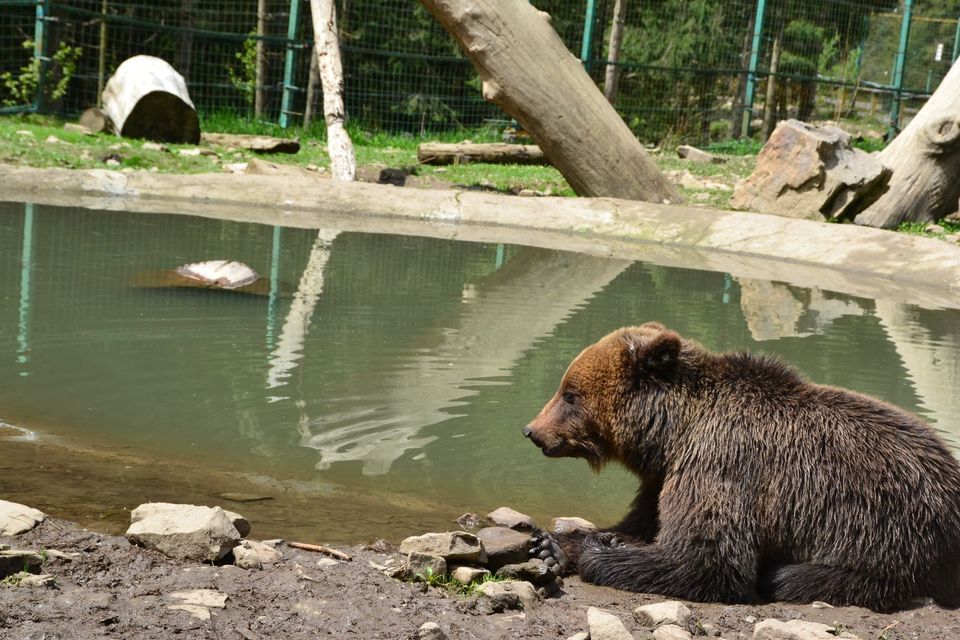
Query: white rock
[[753, 618, 856, 640], [317, 557, 340, 567], [418, 621, 447, 640], [130, 502, 250, 537], [634, 601, 693, 627], [587, 607, 634, 640], [551, 517, 596, 534], [126, 505, 241, 562], [486, 506, 535, 530], [567, 633, 590, 640], [654, 624, 693, 640], [0, 500, 45, 535], [233, 539, 283, 569], [476, 580, 541, 611], [173, 261, 259, 291], [18, 573, 56, 588], [450, 565, 490, 583], [166, 589, 227, 620], [399, 531, 485, 563]]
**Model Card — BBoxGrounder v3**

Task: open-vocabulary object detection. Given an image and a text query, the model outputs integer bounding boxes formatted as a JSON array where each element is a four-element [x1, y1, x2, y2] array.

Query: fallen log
[[201, 133, 300, 154], [417, 142, 548, 166]]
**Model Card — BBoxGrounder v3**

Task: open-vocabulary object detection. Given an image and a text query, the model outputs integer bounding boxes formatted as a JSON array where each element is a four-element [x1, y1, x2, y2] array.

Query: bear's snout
[[522, 424, 533, 438]]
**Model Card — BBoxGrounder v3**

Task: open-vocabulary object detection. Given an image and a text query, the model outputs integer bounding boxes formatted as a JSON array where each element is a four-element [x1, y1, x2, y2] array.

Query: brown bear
[[523, 322, 960, 612]]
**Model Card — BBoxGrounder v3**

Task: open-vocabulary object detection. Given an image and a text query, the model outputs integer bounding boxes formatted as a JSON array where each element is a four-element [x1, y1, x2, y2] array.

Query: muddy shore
[[3, 513, 960, 640]]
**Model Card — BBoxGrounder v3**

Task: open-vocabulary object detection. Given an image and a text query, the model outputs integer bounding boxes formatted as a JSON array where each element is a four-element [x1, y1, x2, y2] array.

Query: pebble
[[634, 600, 693, 627], [418, 621, 447, 640], [653, 624, 693, 640]]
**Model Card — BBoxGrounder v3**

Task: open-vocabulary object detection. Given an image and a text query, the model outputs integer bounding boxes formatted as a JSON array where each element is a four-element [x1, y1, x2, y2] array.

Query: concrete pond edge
[[1, 164, 959, 310]]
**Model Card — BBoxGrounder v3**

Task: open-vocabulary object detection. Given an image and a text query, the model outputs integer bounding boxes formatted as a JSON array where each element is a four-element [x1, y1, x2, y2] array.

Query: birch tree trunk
[[419, 0, 680, 203], [854, 59, 960, 228], [310, 0, 356, 181], [603, 0, 627, 104]]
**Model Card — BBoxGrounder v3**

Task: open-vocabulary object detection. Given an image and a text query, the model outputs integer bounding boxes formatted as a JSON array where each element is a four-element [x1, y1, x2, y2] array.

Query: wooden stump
[[101, 55, 200, 144]]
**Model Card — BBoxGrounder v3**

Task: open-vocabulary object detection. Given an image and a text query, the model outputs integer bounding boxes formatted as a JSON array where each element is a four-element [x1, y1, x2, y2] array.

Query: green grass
[[413, 566, 507, 597], [897, 219, 960, 238]]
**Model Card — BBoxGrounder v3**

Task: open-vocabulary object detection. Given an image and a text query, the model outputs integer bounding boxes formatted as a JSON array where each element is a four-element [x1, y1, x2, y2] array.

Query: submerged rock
[[0, 500, 46, 536]]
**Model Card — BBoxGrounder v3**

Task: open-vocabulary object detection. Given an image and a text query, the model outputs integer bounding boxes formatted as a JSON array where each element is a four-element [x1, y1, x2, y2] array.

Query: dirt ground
[[2, 518, 959, 640]]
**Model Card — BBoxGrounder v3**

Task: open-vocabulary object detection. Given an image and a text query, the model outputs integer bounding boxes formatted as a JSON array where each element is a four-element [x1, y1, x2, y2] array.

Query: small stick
[[287, 541, 352, 561]]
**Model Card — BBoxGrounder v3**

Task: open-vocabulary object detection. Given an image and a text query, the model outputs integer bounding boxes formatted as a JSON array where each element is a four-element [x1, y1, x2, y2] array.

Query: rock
[[0, 500, 45, 535], [408, 552, 447, 580], [475, 580, 541, 612], [551, 517, 596, 534], [731, 119, 889, 221], [587, 607, 634, 640], [753, 619, 858, 640], [233, 539, 283, 569], [44, 549, 81, 561], [399, 531, 485, 563], [418, 621, 447, 640], [141, 141, 167, 152], [486, 507, 535, 531], [925, 223, 946, 234], [495, 559, 557, 588], [130, 502, 251, 537], [634, 601, 693, 627], [126, 504, 242, 562], [654, 624, 694, 640], [450, 565, 490, 583], [476, 527, 530, 570], [677, 145, 725, 163], [568, 633, 590, 640], [317, 557, 340, 568], [101, 55, 200, 144], [456, 512, 481, 529], [165, 589, 228, 621], [0, 550, 43, 578], [17, 573, 56, 588]]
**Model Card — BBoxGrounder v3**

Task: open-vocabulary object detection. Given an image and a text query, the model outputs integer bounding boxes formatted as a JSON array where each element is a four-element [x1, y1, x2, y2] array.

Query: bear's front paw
[[583, 531, 626, 550], [530, 528, 570, 574]]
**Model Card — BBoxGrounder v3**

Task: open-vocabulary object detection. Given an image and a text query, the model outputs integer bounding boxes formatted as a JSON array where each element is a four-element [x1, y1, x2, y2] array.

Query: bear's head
[[522, 322, 683, 472]]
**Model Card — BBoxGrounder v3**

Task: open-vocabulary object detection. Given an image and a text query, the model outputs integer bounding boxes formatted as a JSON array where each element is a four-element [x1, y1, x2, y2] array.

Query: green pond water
[[2, 201, 959, 543]]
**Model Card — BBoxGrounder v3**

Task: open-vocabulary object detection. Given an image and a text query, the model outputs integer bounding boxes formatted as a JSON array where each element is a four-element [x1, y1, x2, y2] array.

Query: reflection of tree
[[265, 229, 340, 395], [737, 278, 866, 341], [875, 300, 960, 446], [298, 248, 631, 475]]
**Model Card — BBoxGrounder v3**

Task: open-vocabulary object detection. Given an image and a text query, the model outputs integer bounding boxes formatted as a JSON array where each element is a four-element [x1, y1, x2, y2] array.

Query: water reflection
[[737, 278, 868, 341]]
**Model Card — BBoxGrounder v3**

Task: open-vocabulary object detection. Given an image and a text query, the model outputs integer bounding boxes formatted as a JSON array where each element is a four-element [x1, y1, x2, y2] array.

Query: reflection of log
[[875, 300, 960, 446], [299, 248, 631, 475], [101, 55, 200, 144], [417, 142, 548, 166], [737, 278, 866, 341]]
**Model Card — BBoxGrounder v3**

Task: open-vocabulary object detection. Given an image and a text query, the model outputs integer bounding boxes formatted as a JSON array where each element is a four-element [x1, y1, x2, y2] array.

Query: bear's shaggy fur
[[523, 323, 960, 611]]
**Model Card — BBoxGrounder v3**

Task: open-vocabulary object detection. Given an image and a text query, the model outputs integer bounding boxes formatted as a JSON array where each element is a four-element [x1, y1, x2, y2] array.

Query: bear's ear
[[625, 330, 681, 381]]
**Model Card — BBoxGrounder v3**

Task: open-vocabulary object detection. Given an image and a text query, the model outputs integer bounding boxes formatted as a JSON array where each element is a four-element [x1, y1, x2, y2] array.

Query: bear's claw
[[530, 528, 570, 574]]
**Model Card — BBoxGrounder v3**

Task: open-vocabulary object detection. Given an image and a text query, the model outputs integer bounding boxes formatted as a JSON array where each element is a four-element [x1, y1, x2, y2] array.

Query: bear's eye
[[562, 391, 576, 405]]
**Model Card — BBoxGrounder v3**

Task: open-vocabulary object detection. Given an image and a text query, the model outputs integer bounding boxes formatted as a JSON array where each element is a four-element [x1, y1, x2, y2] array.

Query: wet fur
[[524, 324, 960, 611]]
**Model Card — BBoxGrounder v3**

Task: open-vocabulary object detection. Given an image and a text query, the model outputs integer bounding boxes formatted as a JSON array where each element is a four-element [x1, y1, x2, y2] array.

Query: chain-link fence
[[0, 0, 953, 143]]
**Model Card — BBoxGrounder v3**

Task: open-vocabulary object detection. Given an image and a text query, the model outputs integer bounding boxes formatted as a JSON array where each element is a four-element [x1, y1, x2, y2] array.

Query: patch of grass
[[897, 219, 960, 238], [412, 567, 507, 597], [705, 138, 763, 156], [1, 571, 28, 587]]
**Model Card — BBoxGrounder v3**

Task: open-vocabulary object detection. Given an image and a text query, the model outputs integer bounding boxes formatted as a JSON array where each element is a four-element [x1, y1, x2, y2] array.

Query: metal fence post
[[952, 15, 960, 63], [889, 0, 914, 137], [741, 0, 767, 139], [580, 0, 597, 70], [279, 0, 302, 128], [33, 0, 47, 112]]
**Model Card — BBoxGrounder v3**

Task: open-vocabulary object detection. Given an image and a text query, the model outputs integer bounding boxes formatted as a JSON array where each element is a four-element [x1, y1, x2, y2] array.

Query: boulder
[[587, 607, 634, 640], [408, 552, 447, 580], [476, 527, 530, 570], [130, 502, 250, 537], [677, 145, 725, 164], [731, 119, 889, 221], [486, 506, 535, 530], [0, 550, 43, 578], [634, 601, 693, 628], [0, 500, 45, 536], [101, 55, 200, 144], [126, 504, 241, 562], [753, 619, 860, 640], [475, 580, 540, 612], [232, 539, 283, 569], [399, 531, 485, 563]]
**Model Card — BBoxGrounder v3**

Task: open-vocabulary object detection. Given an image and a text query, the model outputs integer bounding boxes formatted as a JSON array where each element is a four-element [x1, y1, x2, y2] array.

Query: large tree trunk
[[310, 0, 356, 181], [419, 0, 680, 203], [854, 59, 960, 228], [603, 0, 628, 104]]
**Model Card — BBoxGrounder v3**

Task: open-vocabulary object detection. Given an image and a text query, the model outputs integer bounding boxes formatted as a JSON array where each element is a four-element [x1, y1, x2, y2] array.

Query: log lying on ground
[[417, 142, 548, 166], [201, 133, 300, 154], [101, 55, 200, 144], [419, 0, 680, 203]]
